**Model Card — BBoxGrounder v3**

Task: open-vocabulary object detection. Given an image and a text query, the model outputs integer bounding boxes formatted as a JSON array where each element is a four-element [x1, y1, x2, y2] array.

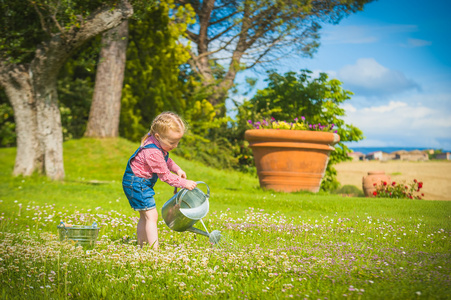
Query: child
[[122, 112, 197, 249]]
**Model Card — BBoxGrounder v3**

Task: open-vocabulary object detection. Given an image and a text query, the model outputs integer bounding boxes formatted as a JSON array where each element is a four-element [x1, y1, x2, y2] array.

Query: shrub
[[333, 185, 364, 197], [0, 102, 16, 147], [233, 69, 364, 191], [374, 179, 424, 200]]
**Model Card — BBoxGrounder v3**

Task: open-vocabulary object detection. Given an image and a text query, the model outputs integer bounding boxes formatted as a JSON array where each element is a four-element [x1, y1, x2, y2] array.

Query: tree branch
[[209, 9, 239, 26], [208, 23, 236, 43], [31, 0, 134, 76], [50, 15, 66, 36], [28, 0, 51, 36], [186, 29, 199, 44]]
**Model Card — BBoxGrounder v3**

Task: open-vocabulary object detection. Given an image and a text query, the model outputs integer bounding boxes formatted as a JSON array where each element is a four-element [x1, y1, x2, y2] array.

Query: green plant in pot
[[236, 69, 364, 192], [245, 117, 340, 193]]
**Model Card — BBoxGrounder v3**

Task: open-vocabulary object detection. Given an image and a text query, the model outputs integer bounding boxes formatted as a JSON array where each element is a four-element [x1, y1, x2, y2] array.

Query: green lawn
[[1, 138, 450, 299]]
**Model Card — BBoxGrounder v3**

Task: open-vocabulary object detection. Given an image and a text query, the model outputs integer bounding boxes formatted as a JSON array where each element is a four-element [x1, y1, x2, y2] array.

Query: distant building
[[392, 150, 408, 156], [348, 152, 365, 161], [436, 152, 451, 160], [365, 151, 391, 161], [394, 150, 429, 161]]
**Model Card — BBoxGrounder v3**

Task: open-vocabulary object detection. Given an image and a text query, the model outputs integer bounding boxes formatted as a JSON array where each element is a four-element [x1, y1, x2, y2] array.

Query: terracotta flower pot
[[245, 129, 340, 193], [362, 171, 391, 197]]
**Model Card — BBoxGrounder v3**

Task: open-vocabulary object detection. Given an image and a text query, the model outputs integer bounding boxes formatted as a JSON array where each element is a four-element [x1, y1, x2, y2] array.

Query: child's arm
[[167, 158, 182, 174], [143, 150, 190, 189], [176, 169, 187, 179], [168, 158, 197, 190]]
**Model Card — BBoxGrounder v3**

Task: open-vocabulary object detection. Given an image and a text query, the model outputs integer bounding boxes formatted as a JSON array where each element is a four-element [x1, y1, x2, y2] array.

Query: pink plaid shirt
[[130, 135, 188, 188]]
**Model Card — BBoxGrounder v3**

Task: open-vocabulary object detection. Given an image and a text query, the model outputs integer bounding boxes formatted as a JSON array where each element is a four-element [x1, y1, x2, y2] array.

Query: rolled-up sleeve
[[167, 158, 181, 174], [145, 150, 187, 188]]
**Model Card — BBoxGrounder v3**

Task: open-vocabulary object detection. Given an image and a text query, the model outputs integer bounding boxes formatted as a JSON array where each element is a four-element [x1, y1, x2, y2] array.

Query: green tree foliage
[[0, 0, 124, 63], [57, 42, 101, 140], [0, 91, 15, 147], [235, 69, 364, 191], [173, 99, 236, 169], [120, 0, 195, 141], [118, 0, 237, 170]]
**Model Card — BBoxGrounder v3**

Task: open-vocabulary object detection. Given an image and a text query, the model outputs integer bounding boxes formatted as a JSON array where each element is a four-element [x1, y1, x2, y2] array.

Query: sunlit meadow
[[1, 139, 450, 299]]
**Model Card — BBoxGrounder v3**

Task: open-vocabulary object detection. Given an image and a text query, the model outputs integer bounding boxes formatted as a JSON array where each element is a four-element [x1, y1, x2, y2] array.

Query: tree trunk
[[85, 20, 129, 138], [0, 1, 133, 180], [32, 69, 66, 180], [0, 64, 43, 176]]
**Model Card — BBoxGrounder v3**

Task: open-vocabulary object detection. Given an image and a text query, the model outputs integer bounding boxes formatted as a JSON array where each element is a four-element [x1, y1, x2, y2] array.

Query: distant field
[[335, 160, 451, 201]]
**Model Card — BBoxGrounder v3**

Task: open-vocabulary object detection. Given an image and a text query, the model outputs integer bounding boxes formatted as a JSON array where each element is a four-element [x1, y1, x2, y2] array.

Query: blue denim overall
[[122, 143, 169, 211]]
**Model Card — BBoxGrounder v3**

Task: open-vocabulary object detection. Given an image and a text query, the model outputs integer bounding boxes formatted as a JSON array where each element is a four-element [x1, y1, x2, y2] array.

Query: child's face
[[155, 129, 183, 152]]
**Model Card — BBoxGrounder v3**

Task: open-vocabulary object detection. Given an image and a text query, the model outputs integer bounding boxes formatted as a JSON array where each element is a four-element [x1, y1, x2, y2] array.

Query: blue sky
[[231, 0, 451, 150]]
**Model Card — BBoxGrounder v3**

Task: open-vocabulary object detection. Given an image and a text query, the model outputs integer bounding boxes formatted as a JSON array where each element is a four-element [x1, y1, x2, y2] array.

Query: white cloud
[[363, 101, 407, 113], [342, 94, 451, 149], [322, 24, 418, 45], [338, 58, 420, 96], [322, 26, 378, 44], [341, 103, 356, 113], [402, 38, 432, 48]]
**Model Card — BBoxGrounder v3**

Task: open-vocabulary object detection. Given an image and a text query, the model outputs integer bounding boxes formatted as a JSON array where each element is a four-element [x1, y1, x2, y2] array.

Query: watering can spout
[[186, 227, 222, 244], [186, 226, 209, 237]]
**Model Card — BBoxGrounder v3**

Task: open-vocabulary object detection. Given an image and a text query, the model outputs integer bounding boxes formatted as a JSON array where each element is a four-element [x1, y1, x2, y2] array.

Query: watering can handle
[[176, 181, 210, 205]]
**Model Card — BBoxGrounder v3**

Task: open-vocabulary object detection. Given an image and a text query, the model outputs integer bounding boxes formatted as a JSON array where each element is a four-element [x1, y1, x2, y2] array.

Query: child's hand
[[177, 169, 187, 179], [184, 180, 197, 190]]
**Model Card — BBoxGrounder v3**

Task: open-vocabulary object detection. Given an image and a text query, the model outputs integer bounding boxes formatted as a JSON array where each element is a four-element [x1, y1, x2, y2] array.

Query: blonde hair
[[141, 112, 186, 146]]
